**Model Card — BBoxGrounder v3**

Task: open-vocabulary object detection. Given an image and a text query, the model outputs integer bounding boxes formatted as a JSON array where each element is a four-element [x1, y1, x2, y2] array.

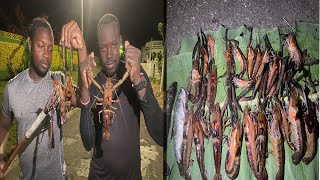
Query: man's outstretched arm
[[60, 20, 97, 151], [79, 99, 95, 151], [138, 68, 163, 146]]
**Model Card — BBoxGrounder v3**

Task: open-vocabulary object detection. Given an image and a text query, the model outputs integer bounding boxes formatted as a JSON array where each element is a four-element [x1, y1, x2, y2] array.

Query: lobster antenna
[[89, 91, 101, 110], [63, 45, 66, 78], [283, 18, 295, 31], [70, 46, 73, 76]]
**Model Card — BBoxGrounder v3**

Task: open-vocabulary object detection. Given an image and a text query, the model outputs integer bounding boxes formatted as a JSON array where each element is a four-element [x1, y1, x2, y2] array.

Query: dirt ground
[[166, 0, 319, 57]]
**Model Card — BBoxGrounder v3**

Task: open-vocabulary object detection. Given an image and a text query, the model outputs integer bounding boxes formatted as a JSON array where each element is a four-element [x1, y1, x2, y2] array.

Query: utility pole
[[81, 0, 84, 34]]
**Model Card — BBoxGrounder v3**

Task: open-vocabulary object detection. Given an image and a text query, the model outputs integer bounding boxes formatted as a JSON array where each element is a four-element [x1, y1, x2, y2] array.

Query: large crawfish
[[273, 96, 295, 150], [302, 101, 317, 165], [266, 57, 279, 94], [87, 57, 131, 141], [255, 104, 268, 180], [269, 112, 284, 180], [65, 75, 75, 111], [225, 120, 242, 179], [243, 106, 263, 180], [94, 78, 119, 141], [222, 40, 238, 117], [210, 104, 222, 180], [288, 87, 303, 164], [193, 117, 207, 180], [206, 35, 218, 108], [247, 45, 255, 80], [51, 76, 67, 150], [284, 33, 306, 71], [62, 45, 76, 112], [188, 34, 202, 103], [256, 49, 270, 78], [231, 40, 247, 78], [301, 86, 318, 165], [252, 46, 262, 78], [52, 78, 66, 124]]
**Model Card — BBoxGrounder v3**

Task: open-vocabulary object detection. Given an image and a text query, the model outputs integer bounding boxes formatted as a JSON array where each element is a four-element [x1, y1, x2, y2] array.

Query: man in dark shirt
[[60, 14, 163, 179]]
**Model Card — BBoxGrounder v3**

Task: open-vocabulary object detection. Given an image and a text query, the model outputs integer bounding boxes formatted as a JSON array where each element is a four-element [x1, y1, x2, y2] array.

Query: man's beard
[[102, 60, 119, 77], [30, 58, 49, 77]]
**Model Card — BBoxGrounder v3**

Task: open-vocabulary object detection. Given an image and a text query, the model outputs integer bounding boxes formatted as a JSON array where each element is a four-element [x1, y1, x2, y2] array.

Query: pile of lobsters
[[166, 29, 319, 180]]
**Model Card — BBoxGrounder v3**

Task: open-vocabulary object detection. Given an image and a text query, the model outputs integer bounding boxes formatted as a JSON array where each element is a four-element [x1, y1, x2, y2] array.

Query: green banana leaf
[[166, 22, 319, 180]]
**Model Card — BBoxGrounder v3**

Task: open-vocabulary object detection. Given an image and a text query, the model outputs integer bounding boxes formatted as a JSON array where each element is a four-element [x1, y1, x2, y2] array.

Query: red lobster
[[210, 104, 222, 180], [87, 56, 131, 141]]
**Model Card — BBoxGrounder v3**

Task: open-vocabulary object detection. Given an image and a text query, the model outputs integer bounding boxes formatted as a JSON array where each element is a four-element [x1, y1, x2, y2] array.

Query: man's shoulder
[[7, 69, 28, 86]]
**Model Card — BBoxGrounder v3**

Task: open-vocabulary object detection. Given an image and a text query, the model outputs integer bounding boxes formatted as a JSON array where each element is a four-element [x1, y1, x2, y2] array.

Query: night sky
[[2, 0, 165, 53]]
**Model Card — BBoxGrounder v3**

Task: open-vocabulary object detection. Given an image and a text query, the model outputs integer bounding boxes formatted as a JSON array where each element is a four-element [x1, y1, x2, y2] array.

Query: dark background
[[166, 0, 319, 57], [0, 0, 164, 53]]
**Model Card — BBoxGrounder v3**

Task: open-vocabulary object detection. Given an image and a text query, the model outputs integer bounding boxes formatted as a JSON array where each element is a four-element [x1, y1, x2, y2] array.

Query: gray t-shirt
[[2, 69, 65, 180]]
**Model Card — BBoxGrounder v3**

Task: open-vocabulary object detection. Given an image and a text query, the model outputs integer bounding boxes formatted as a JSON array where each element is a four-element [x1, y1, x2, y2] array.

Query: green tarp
[[166, 22, 319, 180]]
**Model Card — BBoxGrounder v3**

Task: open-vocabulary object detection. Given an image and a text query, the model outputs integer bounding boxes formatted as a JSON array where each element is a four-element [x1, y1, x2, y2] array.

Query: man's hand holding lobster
[[124, 41, 141, 86], [60, 20, 94, 104], [124, 41, 146, 98]]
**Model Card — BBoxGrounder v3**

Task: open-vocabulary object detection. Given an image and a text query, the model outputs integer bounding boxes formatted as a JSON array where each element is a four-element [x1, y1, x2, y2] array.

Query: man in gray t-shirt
[[0, 18, 67, 179]]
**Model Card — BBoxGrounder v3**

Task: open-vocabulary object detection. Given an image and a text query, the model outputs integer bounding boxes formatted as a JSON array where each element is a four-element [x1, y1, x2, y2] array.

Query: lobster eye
[[245, 134, 249, 142], [258, 128, 264, 135], [212, 130, 218, 138], [195, 138, 200, 145]]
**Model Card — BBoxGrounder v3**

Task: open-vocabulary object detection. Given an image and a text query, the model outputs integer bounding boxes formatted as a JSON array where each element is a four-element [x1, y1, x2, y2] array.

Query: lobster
[[269, 111, 284, 180], [187, 34, 202, 103], [193, 118, 207, 180], [181, 108, 193, 180], [301, 86, 318, 164], [210, 104, 222, 180], [231, 40, 247, 78], [206, 35, 218, 108], [52, 78, 66, 124], [86, 56, 131, 141], [225, 120, 243, 179], [255, 104, 268, 180], [284, 32, 307, 71], [273, 96, 295, 150], [243, 106, 263, 180], [288, 87, 303, 165]]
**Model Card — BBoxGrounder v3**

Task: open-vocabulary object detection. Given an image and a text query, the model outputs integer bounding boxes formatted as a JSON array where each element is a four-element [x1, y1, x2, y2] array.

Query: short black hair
[[97, 14, 120, 35], [29, 17, 53, 41]]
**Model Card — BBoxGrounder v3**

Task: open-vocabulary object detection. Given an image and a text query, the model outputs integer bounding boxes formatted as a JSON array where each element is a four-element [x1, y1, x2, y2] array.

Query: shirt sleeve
[[79, 88, 95, 151], [139, 68, 164, 146], [2, 83, 12, 119]]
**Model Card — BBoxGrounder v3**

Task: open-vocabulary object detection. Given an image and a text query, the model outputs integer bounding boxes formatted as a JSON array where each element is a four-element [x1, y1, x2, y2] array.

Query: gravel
[[166, 0, 319, 57]]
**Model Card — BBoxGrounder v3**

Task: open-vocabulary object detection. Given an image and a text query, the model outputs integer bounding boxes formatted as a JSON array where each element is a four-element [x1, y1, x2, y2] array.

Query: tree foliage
[[157, 22, 164, 42]]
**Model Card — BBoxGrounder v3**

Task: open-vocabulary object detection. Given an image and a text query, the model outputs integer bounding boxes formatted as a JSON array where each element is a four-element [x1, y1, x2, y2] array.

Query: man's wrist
[[80, 96, 90, 106], [78, 42, 87, 61], [132, 75, 142, 86], [132, 73, 147, 92], [81, 88, 90, 104]]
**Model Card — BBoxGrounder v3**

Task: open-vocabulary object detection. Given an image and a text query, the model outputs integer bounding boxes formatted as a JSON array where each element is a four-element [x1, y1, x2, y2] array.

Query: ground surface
[[166, 0, 319, 57]]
